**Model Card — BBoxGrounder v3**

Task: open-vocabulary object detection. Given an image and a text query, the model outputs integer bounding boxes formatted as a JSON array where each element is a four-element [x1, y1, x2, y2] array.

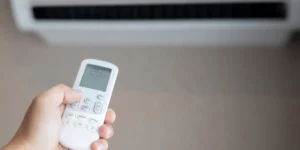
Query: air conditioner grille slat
[[33, 2, 286, 20]]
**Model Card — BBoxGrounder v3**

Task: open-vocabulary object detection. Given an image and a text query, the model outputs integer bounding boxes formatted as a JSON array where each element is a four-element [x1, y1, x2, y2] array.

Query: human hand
[[2, 84, 115, 150]]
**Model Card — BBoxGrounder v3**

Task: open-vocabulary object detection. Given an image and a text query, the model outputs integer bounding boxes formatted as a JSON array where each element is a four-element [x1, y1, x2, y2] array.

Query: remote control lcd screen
[[80, 64, 112, 91]]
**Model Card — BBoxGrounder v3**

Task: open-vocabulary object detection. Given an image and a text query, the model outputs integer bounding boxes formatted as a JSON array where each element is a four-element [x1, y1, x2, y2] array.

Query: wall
[[0, 0, 299, 150]]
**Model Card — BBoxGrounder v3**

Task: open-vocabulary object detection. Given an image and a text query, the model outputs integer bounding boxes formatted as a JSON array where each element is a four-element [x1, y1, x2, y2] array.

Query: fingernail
[[108, 126, 114, 137], [97, 143, 105, 150], [66, 89, 80, 94], [72, 90, 83, 96]]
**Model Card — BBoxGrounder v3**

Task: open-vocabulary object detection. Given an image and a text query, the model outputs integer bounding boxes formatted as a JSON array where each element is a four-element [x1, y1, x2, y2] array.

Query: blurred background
[[0, 0, 300, 150]]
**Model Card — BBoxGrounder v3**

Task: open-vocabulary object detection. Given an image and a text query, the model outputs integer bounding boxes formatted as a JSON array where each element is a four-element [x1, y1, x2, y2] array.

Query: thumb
[[64, 88, 83, 104], [38, 84, 83, 106]]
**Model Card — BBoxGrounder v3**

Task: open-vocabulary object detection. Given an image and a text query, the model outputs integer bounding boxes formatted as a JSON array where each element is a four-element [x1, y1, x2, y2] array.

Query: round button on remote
[[81, 105, 90, 112], [97, 95, 103, 100], [70, 102, 79, 108], [84, 98, 92, 104]]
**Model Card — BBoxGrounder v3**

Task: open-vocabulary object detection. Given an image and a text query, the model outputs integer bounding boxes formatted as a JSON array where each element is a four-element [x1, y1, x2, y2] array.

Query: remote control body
[[60, 59, 118, 150]]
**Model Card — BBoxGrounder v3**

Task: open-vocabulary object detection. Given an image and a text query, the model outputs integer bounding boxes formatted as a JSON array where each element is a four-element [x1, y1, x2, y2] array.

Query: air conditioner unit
[[10, 0, 300, 47]]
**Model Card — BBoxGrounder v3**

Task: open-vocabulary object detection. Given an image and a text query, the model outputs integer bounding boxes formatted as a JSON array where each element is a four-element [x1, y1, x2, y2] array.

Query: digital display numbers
[[80, 64, 112, 92]]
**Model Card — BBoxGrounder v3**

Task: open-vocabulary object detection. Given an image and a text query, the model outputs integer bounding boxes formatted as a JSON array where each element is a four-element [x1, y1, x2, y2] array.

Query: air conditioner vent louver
[[33, 2, 286, 20]]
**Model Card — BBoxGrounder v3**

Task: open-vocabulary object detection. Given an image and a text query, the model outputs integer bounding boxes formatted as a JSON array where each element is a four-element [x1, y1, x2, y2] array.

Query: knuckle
[[52, 84, 70, 92], [54, 84, 67, 89], [32, 95, 46, 105]]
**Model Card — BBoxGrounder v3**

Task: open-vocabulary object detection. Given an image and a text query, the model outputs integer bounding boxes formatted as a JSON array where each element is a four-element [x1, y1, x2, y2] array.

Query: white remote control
[[60, 59, 118, 150]]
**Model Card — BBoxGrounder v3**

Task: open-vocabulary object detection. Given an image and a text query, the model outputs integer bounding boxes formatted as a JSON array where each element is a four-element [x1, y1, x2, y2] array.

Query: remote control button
[[97, 95, 104, 100], [87, 125, 98, 132], [94, 102, 103, 114], [89, 119, 100, 125], [84, 98, 92, 104], [81, 105, 90, 112], [63, 120, 74, 125], [67, 113, 74, 117], [76, 122, 86, 128], [64, 113, 75, 120], [95, 102, 103, 108], [77, 115, 87, 122], [62, 120, 67, 125], [70, 102, 79, 108], [94, 107, 102, 114]]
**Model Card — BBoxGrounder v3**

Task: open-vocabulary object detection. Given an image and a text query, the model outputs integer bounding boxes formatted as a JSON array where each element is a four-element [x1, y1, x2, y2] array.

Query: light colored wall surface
[[0, 0, 299, 150]]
